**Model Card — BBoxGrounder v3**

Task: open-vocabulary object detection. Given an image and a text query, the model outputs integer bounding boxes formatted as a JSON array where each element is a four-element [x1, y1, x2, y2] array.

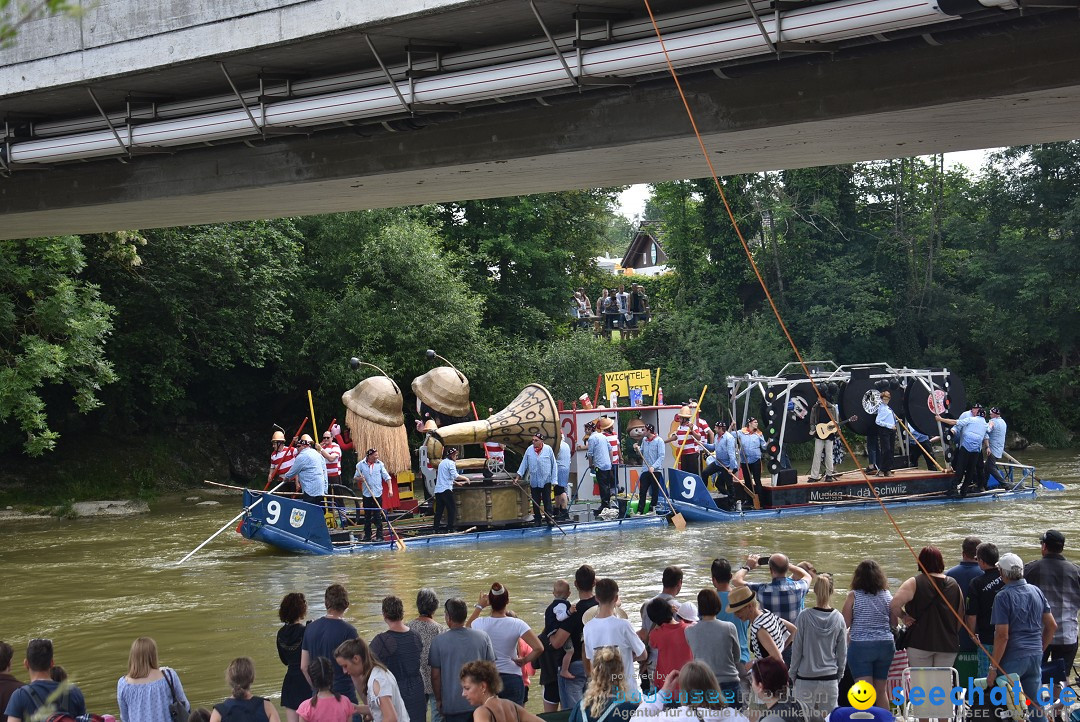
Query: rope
[[639, 0, 988, 674]]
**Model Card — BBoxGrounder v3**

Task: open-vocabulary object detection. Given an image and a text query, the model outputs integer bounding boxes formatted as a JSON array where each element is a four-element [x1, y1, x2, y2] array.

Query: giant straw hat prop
[[412, 366, 471, 418], [342, 362, 410, 473]]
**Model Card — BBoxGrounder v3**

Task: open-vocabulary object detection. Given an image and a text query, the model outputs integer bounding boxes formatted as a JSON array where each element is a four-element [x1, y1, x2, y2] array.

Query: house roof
[[620, 230, 668, 269]]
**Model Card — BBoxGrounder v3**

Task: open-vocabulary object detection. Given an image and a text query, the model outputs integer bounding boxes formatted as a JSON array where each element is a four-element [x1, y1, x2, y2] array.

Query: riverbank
[[0, 425, 268, 513]]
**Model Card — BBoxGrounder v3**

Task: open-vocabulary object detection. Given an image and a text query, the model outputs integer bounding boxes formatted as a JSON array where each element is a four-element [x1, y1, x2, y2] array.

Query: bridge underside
[[2, 14, 1078, 239]]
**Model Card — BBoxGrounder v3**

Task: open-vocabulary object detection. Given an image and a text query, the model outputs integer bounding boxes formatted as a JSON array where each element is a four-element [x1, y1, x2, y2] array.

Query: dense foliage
[[631, 144, 1080, 443], [1, 143, 1078, 457]]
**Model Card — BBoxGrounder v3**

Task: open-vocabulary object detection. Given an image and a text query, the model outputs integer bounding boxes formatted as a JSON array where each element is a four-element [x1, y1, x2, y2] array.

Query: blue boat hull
[[239, 489, 668, 555], [664, 467, 1041, 522]]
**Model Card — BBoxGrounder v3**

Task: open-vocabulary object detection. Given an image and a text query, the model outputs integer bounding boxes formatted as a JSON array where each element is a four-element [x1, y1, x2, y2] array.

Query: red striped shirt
[[322, 441, 342, 477], [674, 424, 700, 454], [270, 446, 297, 477], [484, 441, 505, 461], [604, 430, 621, 464]]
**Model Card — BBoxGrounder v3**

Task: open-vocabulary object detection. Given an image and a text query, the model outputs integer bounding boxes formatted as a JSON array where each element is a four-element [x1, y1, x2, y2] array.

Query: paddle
[[179, 481, 287, 564], [1003, 452, 1063, 490], [650, 467, 686, 530], [369, 491, 407, 550], [526, 491, 568, 535]]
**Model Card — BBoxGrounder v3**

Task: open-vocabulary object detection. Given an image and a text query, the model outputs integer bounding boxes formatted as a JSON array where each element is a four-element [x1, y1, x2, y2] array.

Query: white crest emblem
[[289, 508, 307, 528], [861, 390, 881, 414]]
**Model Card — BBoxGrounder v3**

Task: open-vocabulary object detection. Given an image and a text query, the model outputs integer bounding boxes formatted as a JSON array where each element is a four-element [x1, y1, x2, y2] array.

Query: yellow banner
[[604, 369, 654, 398]]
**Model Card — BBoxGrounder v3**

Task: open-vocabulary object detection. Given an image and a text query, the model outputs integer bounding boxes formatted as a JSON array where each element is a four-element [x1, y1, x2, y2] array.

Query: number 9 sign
[[266, 499, 282, 525], [681, 475, 696, 499]]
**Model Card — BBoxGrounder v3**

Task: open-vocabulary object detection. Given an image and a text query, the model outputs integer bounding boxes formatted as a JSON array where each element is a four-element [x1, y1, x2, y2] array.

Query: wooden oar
[[369, 492, 407, 550], [179, 480, 287, 564], [525, 488, 568, 535], [896, 418, 945, 472], [1002, 452, 1064, 490]]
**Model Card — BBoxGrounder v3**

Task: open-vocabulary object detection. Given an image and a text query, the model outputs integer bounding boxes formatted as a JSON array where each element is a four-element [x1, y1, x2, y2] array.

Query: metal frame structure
[[727, 362, 955, 482]]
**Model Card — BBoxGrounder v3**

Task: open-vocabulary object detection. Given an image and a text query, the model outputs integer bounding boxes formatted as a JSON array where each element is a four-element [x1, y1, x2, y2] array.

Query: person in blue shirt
[[874, 391, 897, 477], [4, 639, 86, 722], [517, 433, 559, 527], [354, 447, 392, 541], [633, 423, 665, 515], [736, 418, 768, 496], [434, 447, 467, 533], [700, 420, 737, 496], [283, 434, 329, 506], [984, 407, 1008, 488], [584, 422, 614, 511], [905, 423, 939, 470], [938, 407, 989, 495]]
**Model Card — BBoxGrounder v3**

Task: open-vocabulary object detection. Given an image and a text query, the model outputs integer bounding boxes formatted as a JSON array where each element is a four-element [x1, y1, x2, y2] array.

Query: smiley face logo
[[848, 680, 876, 710]]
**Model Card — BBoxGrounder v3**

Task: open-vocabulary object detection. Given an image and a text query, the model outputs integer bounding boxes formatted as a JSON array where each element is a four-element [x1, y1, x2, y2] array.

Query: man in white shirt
[[583, 578, 647, 698]]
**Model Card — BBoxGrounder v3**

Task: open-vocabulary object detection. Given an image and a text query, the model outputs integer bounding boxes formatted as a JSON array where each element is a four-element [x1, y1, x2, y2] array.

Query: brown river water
[[2, 449, 1078, 717]]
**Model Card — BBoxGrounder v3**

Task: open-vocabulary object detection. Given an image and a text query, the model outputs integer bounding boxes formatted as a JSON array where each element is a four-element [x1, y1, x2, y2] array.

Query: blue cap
[[828, 708, 895, 722]]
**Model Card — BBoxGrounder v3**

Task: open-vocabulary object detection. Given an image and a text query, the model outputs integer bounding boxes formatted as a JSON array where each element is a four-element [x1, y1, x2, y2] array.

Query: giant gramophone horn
[[427, 383, 560, 458]]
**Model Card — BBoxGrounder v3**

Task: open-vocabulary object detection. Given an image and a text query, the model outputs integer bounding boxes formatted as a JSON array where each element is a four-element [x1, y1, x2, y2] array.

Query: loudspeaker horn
[[426, 383, 560, 459]]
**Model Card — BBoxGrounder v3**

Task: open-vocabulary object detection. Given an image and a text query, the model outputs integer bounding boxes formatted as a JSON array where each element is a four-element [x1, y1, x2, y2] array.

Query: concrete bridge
[[0, 0, 1078, 238]]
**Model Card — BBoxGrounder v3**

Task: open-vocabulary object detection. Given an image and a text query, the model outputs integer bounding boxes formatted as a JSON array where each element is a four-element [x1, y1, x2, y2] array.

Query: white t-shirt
[[471, 616, 531, 675], [367, 667, 410, 722], [583, 614, 646, 694]]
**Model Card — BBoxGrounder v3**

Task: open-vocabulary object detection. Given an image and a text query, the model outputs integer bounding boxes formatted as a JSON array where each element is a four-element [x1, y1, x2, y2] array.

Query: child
[[297, 658, 354, 722], [208, 657, 281, 722], [540, 580, 577, 679]]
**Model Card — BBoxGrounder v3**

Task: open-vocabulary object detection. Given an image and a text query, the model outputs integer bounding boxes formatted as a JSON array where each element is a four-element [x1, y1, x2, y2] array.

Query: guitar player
[[807, 397, 845, 482]]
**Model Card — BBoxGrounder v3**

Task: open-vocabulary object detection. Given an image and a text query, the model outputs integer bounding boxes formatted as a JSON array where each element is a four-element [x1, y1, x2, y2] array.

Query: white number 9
[[267, 500, 282, 525], [681, 476, 696, 499]]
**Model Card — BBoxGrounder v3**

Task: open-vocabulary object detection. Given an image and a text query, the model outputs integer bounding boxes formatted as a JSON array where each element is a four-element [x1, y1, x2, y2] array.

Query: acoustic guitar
[[813, 415, 857, 440]]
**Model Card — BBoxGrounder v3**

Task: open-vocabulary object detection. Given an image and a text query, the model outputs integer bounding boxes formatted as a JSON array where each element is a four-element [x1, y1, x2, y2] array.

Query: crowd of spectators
[[3, 528, 1076, 722]]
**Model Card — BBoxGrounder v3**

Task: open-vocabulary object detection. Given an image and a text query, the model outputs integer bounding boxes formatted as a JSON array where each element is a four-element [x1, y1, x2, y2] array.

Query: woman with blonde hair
[[209, 657, 280, 722], [334, 639, 408, 722], [459, 660, 545, 722], [638, 660, 748, 721], [569, 647, 638, 722], [117, 637, 190, 722], [790, 574, 847, 721]]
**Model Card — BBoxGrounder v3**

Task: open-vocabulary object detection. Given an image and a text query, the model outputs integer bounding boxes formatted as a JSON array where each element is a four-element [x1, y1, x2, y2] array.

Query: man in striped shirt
[[318, 431, 342, 488], [268, 430, 298, 488], [599, 417, 621, 494], [666, 406, 701, 473]]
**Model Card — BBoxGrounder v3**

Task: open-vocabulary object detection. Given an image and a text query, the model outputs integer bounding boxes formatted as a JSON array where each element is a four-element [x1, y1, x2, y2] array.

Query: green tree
[[0, 235, 117, 455], [88, 220, 305, 419], [436, 190, 619, 337], [288, 211, 487, 415]]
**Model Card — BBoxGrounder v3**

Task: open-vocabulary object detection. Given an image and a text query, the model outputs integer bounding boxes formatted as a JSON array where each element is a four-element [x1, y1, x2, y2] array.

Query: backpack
[[24, 684, 105, 722]]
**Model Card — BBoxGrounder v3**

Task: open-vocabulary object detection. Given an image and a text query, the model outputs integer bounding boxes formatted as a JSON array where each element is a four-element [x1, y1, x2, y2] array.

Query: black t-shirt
[[966, 569, 1004, 643], [302, 616, 359, 698], [559, 597, 599, 661]]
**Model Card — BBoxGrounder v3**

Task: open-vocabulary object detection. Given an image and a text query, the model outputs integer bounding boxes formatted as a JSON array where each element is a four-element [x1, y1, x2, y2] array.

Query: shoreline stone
[[70, 500, 151, 517]]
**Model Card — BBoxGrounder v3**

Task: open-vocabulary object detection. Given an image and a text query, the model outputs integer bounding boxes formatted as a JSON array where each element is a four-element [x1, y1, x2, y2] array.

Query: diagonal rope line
[[638, 0, 1001, 672]]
